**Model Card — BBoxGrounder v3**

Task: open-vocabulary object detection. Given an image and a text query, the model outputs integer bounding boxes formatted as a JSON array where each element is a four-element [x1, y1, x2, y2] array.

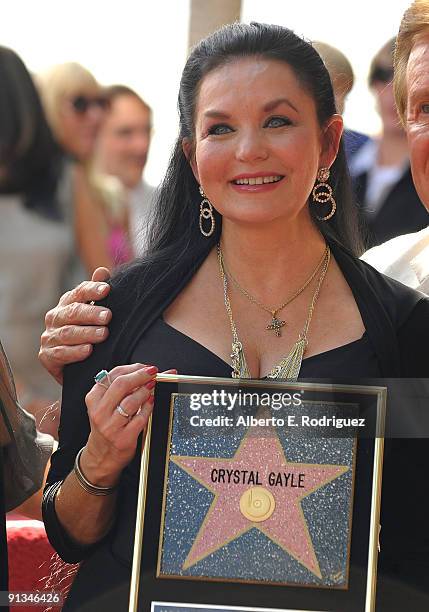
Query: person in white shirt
[[363, 0, 429, 294]]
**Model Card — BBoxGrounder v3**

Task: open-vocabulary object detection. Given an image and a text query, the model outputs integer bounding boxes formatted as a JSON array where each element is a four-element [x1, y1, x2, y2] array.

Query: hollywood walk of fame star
[[171, 427, 349, 578]]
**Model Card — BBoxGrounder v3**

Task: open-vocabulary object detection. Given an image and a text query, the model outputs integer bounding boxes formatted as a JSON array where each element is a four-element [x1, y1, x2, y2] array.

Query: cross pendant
[[266, 315, 286, 337]]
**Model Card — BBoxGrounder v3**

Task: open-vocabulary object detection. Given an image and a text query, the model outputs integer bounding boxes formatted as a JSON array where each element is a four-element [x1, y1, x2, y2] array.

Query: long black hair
[[0, 46, 63, 219], [121, 22, 362, 292]]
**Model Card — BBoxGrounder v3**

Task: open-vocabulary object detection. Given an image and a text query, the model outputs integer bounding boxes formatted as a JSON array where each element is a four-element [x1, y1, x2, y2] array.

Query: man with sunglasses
[[363, 0, 429, 295]]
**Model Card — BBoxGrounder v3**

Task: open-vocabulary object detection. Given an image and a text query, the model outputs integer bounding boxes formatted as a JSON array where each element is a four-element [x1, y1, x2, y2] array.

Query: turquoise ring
[[94, 369, 111, 389]]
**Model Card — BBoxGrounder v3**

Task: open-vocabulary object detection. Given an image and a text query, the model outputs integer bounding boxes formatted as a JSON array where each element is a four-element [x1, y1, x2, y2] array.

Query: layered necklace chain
[[217, 244, 331, 380], [218, 246, 329, 336]]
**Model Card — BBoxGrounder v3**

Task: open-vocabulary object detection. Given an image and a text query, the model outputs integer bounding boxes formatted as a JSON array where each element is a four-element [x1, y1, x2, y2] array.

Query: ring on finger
[[116, 404, 131, 419], [94, 369, 111, 389]]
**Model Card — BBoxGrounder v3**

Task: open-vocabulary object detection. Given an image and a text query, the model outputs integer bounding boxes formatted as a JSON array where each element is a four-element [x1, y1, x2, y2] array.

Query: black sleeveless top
[[131, 318, 381, 379], [43, 241, 429, 612]]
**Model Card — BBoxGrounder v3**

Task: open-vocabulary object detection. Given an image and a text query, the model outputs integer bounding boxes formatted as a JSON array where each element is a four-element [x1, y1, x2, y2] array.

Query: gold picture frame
[[128, 375, 386, 612]]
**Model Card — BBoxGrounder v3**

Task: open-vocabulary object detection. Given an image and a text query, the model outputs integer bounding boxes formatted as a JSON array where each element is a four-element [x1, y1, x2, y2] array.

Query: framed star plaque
[[128, 376, 385, 612]]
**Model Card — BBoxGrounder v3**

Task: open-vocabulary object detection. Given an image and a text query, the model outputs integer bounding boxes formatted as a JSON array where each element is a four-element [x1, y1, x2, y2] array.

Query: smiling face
[[186, 57, 342, 228], [97, 94, 151, 189], [405, 34, 429, 210]]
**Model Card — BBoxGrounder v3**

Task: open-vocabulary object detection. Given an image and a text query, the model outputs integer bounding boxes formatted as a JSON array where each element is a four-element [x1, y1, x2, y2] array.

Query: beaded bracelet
[[74, 447, 118, 496]]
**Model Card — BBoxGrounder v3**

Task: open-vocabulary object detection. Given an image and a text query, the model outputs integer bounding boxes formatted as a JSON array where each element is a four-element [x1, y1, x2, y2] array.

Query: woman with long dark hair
[[0, 46, 76, 431], [43, 23, 429, 610]]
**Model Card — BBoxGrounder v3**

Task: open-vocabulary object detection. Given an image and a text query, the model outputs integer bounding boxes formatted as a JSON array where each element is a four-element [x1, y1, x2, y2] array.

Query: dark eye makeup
[[264, 115, 292, 128], [206, 115, 292, 136], [207, 124, 233, 136]]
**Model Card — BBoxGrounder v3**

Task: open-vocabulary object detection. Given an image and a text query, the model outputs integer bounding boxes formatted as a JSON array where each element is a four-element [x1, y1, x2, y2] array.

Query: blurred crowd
[[0, 50, 155, 433], [0, 36, 426, 437]]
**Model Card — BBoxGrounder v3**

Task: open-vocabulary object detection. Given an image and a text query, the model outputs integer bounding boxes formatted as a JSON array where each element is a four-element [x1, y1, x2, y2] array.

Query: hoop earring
[[311, 167, 336, 221], [199, 185, 215, 236]]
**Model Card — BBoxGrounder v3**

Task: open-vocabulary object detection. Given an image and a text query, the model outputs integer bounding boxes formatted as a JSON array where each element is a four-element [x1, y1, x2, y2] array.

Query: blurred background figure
[[38, 63, 131, 275], [38, 61, 106, 163], [348, 37, 427, 248], [94, 85, 155, 255], [0, 47, 73, 432], [313, 41, 370, 160]]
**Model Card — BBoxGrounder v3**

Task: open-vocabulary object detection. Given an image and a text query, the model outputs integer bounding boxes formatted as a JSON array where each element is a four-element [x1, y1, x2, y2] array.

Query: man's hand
[[39, 268, 112, 384]]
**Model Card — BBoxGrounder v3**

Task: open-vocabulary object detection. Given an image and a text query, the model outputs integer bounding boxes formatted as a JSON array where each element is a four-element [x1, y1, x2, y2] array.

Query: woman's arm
[[53, 452, 118, 545], [73, 165, 113, 274], [47, 364, 157, 548], [42, 283, 119, 562]]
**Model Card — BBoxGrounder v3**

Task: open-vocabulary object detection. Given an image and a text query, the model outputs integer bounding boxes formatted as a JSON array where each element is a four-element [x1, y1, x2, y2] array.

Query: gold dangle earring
[[199, 185, 215, 237], [311, 167, 337, 221]]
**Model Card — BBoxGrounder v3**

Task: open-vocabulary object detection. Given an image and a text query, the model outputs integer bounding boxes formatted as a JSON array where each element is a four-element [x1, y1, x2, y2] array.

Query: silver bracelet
[[74, 447, 118, 496]]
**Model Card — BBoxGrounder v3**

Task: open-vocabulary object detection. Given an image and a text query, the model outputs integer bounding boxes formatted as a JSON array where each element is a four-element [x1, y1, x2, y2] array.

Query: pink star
[[172, 428, 349, 578]]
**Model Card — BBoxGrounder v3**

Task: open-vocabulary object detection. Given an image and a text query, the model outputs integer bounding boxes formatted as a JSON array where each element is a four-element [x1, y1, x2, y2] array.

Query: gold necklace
[[218, 246, 328, 337], [217, 244, 331, 380]]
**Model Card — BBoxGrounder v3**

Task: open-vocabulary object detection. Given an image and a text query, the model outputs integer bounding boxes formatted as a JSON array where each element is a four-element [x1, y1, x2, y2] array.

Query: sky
[[0, 0, 412, 185]]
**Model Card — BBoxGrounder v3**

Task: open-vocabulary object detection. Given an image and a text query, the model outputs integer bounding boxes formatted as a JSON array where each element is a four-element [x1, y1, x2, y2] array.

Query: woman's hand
[[39, 268, 112, 384], [80, 364, 175, 487], [52, 363, 178, 549]]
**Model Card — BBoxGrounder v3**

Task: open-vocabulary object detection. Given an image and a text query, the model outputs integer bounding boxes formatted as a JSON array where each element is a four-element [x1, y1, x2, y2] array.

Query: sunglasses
[[370, 66, 394, 85], [70, 95, 109, 114]]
